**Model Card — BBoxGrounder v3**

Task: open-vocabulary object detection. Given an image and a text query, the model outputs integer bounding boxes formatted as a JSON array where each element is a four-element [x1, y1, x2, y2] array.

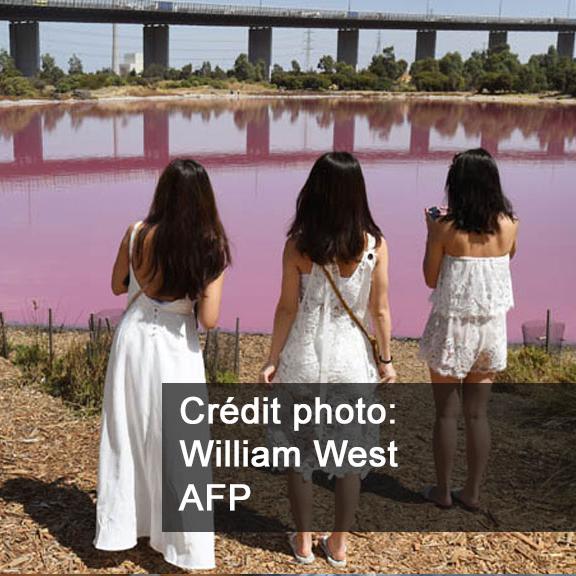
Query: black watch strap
[[379, 356, 393, 365]]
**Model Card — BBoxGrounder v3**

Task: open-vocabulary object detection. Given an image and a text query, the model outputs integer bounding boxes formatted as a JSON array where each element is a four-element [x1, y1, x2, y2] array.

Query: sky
[[0, 0, 574, 72]]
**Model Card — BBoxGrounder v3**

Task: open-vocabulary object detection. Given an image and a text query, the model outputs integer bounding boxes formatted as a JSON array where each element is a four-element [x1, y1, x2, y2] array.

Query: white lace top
[[430, 255, 514, 318], [275, 235, 379, 384]]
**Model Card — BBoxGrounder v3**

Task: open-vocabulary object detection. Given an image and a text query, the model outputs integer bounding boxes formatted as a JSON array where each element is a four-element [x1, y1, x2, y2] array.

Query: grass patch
[[497, 347, 576, 384]]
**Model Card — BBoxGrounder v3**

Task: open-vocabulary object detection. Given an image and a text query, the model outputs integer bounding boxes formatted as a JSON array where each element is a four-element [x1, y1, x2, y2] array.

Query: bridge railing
[[1, 0, 574, 27]]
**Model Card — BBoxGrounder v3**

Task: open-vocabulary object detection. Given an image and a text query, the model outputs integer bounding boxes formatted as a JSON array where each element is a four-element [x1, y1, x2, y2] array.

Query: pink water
[[0, 98, 574, 342]]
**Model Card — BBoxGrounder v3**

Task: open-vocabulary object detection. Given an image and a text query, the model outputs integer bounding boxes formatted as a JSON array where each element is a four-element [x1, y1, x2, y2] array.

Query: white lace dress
[[420, 255, 514, 380], [271, 236, 380, 479], [94, 222, 215, 570], [275, 235, 380, 385]]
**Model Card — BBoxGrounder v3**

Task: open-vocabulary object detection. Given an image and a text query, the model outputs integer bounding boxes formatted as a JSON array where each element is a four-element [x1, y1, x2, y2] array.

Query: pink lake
[[0, 98, 574, 342]]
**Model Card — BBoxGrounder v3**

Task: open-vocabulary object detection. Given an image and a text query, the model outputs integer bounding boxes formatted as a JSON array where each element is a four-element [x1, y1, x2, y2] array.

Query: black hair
[[288, 152, 382, 265], [444, 148, 514, 234], [134, 159, 231, 300]]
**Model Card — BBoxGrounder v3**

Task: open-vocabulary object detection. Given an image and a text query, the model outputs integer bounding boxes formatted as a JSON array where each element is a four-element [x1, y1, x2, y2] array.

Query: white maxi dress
[[94, 222, 215, 570]]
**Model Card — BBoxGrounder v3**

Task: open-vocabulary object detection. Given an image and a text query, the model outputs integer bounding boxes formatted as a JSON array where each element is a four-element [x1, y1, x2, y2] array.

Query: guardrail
[[1, 0, 575, 27]]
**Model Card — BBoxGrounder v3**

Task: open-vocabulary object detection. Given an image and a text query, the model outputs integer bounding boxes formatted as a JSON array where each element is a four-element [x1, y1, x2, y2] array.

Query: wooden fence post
[[0, 312, 7, 358], [234, 317, 240, 379], [48, 308, 54, 372], [545, 309, 551, 354]]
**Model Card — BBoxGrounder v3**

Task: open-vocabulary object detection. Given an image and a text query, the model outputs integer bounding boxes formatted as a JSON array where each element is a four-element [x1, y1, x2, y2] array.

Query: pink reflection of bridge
[[1, 109, 574, 192]]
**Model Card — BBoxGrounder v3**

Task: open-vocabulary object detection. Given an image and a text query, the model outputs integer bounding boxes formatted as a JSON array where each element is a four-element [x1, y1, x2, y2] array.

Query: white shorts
[[420, 313, 508, 380]]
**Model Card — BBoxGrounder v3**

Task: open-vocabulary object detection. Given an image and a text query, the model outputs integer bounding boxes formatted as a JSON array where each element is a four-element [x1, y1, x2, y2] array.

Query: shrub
[[0, 75, 36, 97], [497, 347, 576, 384]]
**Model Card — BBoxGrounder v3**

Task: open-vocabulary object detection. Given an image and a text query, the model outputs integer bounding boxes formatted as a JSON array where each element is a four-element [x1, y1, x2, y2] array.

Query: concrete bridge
[[0, 108, 573, 194], [2, 0, 576, 77]]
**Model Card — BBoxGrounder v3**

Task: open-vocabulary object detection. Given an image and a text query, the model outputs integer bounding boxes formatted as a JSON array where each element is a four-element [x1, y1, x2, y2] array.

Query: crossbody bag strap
[[321, 265, 373, 344]]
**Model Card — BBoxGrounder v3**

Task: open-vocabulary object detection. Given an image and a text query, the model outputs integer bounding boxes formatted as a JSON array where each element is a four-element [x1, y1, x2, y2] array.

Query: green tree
[[213, 65, 227, 80], [463, 50, 487, 89], [40, 53, 65, 85], [181, 63, 193, 78], [68, 54, 83, 75], [291, 60, 302, 74], [368, 46, 406, 82], [0, 49, 20, 77], [233, 53, 255, 81], [318, 55, 336, 74], [438, 52, 465, 90], [198, 61, 212, 77]]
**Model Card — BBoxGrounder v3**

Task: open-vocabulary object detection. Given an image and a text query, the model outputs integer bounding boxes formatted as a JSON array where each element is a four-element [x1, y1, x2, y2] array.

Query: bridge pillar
[[410, 124, 430, 155], [13, 113, 43, 165], [415, 30, 437, 61], [247, 107, 270, 157], [249, 27, 273, 80], [488, 30, 508, 51], [143, 24, 169, 70], [557, 32, 575, 59], [9, 21, 40, 77], [144, 109, 170, 162], [337, 29, 359, 70], [333, 116, 356, 152]]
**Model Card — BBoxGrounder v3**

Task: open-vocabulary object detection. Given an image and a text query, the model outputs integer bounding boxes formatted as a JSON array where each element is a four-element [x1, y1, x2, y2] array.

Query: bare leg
[[287, 470, 313, 557], [459, 375, 493, 508], [430, 370, 461, 507], [327, 474, 361, 561]]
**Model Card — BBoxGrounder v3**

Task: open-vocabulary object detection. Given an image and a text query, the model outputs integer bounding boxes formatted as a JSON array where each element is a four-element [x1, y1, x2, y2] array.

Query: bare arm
[[369, 239, 396, 383], [111, 226, 132, 296], [197, 272, 226, 330], [260, 240, 301, 383], [423, 212, 446, 289]]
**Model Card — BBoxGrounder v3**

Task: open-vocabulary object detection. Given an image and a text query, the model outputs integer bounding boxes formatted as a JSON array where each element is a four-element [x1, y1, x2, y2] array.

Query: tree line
[[1, 43, 576, 98]]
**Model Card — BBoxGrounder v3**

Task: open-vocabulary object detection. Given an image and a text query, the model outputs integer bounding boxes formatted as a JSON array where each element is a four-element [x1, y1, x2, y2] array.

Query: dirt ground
[[0, 332, 575, 574]]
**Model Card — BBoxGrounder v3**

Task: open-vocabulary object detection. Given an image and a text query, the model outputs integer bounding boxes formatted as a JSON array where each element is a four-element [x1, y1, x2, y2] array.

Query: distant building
[[119, 53, 144, 75]]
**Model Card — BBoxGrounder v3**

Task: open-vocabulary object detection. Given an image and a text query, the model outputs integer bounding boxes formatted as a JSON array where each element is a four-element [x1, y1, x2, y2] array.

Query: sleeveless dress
[[94, 222, 215, 570], [270, 236, 380, 480], [420, 255, 514, 380], [275, 234, 380, 384]]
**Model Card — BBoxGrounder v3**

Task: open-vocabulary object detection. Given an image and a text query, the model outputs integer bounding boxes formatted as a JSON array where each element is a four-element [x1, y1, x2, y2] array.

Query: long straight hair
[[134, 159, 231, 300], [288, 152, 382, 265], [444, 148, 515, 234]]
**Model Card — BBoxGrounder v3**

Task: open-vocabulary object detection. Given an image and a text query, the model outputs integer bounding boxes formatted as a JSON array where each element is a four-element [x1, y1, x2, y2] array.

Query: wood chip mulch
[[1, 336, 575, 574]]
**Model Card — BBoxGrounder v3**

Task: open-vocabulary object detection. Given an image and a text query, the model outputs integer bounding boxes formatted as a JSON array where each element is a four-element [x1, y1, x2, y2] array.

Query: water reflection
[[0, 99, 574, 341]]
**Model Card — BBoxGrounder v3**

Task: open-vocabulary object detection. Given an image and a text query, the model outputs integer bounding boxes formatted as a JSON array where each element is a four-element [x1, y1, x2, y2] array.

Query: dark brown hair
[[134, 159, 230, 300], [444, 148, 515, 234], [288, 152, 382, 265]]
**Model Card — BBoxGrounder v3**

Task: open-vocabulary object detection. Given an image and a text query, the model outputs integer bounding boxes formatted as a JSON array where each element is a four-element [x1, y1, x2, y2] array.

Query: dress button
[[368, 253, 374, 261]]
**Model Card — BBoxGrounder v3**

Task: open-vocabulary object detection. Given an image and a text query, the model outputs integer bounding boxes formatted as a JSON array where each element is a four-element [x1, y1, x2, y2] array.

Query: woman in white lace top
[[260, 152, 396, 567], [420, 148, 518, 510]]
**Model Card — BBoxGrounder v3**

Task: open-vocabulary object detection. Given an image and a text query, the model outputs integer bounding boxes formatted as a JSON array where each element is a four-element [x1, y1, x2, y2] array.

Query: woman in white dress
[[260, 152, 396, 567], [420, 148, 518, 510], [94, 159, 231, 569]]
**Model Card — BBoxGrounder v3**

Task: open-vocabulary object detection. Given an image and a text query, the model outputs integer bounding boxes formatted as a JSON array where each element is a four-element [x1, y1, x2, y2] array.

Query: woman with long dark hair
[[420, 148, 518, 510], [94, 159, 230, 569], [261, 152, 396, 567]]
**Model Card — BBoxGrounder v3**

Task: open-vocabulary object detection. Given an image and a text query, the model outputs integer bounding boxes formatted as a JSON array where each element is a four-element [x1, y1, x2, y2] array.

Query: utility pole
[[376, 30, 382, 54], [305, 29, 313, 70], [112, 23, 119, 74], [567, 0, 573, 18], [498, 0, 504, 18]]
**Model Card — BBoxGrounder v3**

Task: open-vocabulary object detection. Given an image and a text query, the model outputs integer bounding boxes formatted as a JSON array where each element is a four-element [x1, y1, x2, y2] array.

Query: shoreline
[[1, 89, 576, 109]]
